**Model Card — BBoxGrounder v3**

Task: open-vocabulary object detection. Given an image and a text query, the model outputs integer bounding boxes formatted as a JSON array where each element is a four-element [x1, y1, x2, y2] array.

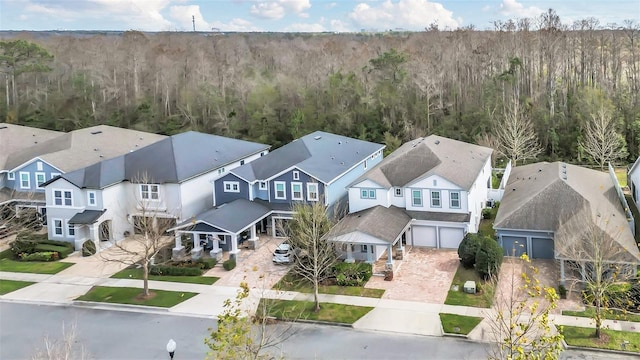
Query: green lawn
[[273, 272, 385, 298], [111, 268, 219, 285], [0, 258, 73, 274], [445, 265, 494, 308], [562, 325, 640, 353], [562, 308, 640, 323], [0, 248, 13, 260], [615, 167, 627, 188], [258, 298, 373, 324], [478, 206, 499, 239], [76, 286, 197, 307], [439, 313, 483, 335], [0, 280, 34, 295]]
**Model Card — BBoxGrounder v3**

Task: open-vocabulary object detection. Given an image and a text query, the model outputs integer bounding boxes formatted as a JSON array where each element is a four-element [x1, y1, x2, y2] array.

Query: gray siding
[[269, 169, 325, 205], [214, 173, 249, 205], [7, 160, 61, 192]]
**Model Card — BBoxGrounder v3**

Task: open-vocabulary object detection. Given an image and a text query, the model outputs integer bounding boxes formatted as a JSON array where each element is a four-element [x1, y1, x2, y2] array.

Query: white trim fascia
[[9, 157, 64, 174]]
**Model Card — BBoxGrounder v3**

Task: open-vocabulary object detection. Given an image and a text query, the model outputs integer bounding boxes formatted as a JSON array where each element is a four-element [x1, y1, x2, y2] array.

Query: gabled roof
[[230, 131, 384, 184], [328, 205, 411, 245], [494, 162, 640, 262], [0, 123, 63, 171], [50, 131, 270, 189], [171, 198, 272, 234], [628, 157, 640, 177], [351, 135, 492, 190], [5, 125, 166, 173]]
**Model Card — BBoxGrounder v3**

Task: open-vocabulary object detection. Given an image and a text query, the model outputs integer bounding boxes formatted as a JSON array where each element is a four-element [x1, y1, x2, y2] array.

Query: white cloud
[[210, 18, 261, 32], [348, 0, 460, 31], [329, 19, 353, 32], [326, 2, 337, 9], [498, 0, 543, 18], [250, 0, 311, 19], [286, 22, 326, 32]]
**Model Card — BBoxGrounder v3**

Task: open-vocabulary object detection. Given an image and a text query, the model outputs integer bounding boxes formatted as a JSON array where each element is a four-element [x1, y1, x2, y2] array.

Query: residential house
[[1, 124, 165, 217], [329, 135, 493, 266], [42, 131, 269, 251], [628, 157, 640, 211], [494, 162, 640, 283], [169, 131, 385, 260]]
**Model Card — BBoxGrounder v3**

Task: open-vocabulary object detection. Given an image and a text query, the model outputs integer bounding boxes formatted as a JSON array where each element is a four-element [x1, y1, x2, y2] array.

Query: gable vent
[[91, 130, 102, 135]]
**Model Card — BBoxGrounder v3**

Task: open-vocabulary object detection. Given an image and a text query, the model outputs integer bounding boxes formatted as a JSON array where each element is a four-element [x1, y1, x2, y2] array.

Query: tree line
[[1, 9, 639, 164]]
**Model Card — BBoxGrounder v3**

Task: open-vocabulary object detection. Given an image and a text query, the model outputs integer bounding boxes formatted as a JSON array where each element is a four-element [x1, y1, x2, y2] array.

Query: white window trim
[[35, 172, 46, 188], [217, 167, 225, 175], [66, 220, 75, 238], [53, 189, 73, 207], [259, 181, 267, 190], [412, 189, 423, 207], [19, 171, 30, 189], [52, 218, 63, 237], [7, 172, 15, 180], [307, 183, 319, 201], [360, 188, 376, 199], [450, 191, 461, 209], [431, 190, 442, 208], [394, 187, 402, 197], [87, 191, 97, 206], [50, 172, 61, 179], [223, 181, 240, 193], [292, 171, 300, 180], [140, 184, 160, 201], [274, 181, 286, 200], [291, 182, 303, 201]]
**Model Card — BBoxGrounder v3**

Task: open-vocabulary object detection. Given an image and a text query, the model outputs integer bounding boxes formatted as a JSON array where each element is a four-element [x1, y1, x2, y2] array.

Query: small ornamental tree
[[458, 233, 482, 268], [475, 236, 503, 279]]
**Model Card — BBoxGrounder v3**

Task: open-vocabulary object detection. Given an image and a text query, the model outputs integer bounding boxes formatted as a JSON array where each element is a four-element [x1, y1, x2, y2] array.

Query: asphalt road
[[0, 302, 634, 360]]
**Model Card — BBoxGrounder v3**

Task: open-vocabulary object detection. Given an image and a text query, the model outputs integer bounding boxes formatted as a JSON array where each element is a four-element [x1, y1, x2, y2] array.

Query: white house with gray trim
[[331, 135, 493, 265], [42, 131, 269, 251], [628, 157, 640, 211]]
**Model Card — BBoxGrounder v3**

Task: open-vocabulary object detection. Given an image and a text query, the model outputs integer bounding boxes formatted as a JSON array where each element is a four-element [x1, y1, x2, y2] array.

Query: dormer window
[[293, 171, 300, 180], [224, 181, 240, 193]]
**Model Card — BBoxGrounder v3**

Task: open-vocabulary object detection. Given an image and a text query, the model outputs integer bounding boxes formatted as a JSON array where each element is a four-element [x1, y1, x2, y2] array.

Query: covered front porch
[[68, 209, 107, 251], [169, 199, 272, 262]]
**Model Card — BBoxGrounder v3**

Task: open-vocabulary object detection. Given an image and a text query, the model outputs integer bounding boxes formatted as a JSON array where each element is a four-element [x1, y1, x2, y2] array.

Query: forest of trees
[[1, 9, 639, 165]]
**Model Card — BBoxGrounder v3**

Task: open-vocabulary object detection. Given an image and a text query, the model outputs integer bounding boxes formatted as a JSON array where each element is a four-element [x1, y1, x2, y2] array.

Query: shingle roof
[[172, 198, 272, 234], [351, 135, 492, 190], [494, 162, 640, 262], [68, 210, 105, 224], [231, 131, 384, 183], [0, 123, 63, 170], [54, 131, 270, 189], [5, 125, 166, 172], [328, 205, 412, 244]]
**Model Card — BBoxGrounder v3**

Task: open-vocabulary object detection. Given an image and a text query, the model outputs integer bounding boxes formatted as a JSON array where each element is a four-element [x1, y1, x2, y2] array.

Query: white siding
[[466, 158, 492, 233], [101, 184, 130, 242], [180, 174, 214, 220], [348, 182, 387, 213]]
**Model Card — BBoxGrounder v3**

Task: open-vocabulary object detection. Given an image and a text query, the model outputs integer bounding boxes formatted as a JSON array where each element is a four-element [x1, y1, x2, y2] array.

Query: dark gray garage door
[[501, 236, 527, 257], [531, 237, 555, 259]]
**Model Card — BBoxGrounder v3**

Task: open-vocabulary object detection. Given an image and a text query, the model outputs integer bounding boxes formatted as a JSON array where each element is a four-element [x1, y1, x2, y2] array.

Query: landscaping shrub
[[10, 239, 37, 257], [167, 258, 216, 269], [475, 237, 503, 279], [35, 244, 73, 259], [197, 258, 217, 269], [149, 265, 202, 276], [482, 208, 493, 219], [16, 232, 48, 242], [223, 259, 236, 271], [20, 251, 58, 262], [558, 285, 567, 299], [334, 262, 373, 286], [82, 240, 97, 257], [458, 233, 481, 269]]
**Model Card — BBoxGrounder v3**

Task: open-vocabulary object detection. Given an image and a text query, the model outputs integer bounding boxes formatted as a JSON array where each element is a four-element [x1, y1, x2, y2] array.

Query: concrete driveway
[[365, 248, 459, 303]]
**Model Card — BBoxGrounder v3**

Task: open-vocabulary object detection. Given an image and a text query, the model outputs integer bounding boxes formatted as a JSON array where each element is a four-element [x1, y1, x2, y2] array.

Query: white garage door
[[439, 227, 465, 249], [412, 226, 437, 247]]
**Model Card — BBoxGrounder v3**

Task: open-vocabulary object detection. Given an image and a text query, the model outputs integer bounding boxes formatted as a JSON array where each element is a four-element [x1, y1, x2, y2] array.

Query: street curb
[[72, 300, 170, 313], [273, 317, 354, 328], [442, 333, 468, 339], [565, 344, 640, 356]]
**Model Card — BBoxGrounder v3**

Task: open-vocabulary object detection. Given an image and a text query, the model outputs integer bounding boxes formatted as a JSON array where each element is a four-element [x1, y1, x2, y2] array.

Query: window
[[35, 172, 46, 188], [37, 161, 43, 171], [53, 219, 63, 237], [361, 245, 368, 253], [140, 184, 159, 200], [450, 191, 460, 208], [19, 172, 30, 189], [274, 181, 286, 199], [291, 182, 303, 200], [394, 188, 402, 197], [223, 181, 240, 193], [50, 172, 61, 179], [217, 167, 225, 175], [259, 181, 267, 190], [360, 189, 376, 199], [87, 191, 97, 206], [293, 171, 300, 180], [7, 172, 15, 180], [53, 190, 73, 206], [307, 183, 319, 201], [67, 222, 75, 237], [412, 190, 422, 206], [431, 191, 441, 207]]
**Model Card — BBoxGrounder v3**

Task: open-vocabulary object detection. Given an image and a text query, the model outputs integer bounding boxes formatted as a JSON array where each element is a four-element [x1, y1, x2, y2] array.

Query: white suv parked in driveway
[[272, 243, 293, 264]]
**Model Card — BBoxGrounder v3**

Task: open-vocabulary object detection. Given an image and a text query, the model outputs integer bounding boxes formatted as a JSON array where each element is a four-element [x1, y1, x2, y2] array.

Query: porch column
[[229, 234, 240, 261], [386, 243, 394, 267], [210, 235, 222, 261], [172, 232, 185, 260], [580, 262, 586, 282], [559, 259, 565, 286], [345, 244, 355, 263], [191, 232, 203, 260], [396, 236, 404, 260], [366, 245, 373, 264], [248, 225, 259, 250]]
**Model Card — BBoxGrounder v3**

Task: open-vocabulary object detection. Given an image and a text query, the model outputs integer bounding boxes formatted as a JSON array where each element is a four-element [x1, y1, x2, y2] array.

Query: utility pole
[[192, 15, 195, 32]]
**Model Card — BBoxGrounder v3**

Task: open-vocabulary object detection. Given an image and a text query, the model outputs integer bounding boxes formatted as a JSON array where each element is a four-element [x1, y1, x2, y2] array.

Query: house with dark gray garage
[[494, 162, 640, 283], [328, 135, 493, 267]]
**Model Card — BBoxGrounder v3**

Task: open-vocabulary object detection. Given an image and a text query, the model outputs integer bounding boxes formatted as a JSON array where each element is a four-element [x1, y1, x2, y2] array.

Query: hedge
[[20, 251, 58, 262], [149, 265, 203, 276], [35, 244, 73, 259]]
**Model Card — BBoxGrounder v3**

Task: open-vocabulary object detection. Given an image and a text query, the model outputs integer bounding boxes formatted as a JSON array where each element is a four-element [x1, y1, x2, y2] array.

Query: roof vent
[[538, 169, 542, 172], [34, 141, 38, 144], [341, 162, 344, 165], [331, 156, 335, 160], [314, 136, 322, 140], [99, 155, 104, 158], [435, 140, 440, 145], [139, 137, 143, 140], [91, 130, 102, 135], [94, 148, 99, 151], [512, 188, 516, 191], [561, 174, 567, 180], [338, 141, 342, 145], [0, 125, 7, 130]]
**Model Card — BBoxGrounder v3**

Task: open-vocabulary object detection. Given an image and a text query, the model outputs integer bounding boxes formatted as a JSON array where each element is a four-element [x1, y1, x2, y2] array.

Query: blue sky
[[1, 0, 638, 32]]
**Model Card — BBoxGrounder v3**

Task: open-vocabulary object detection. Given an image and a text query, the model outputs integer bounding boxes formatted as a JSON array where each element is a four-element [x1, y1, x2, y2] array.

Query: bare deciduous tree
[[580, 106, 627, 170], [32, 322, 90, 360], [493, 101, 543, 166]]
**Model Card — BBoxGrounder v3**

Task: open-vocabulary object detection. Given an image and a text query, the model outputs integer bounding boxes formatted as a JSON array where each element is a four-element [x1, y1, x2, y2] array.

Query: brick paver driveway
[[365, 247, 459, 303]]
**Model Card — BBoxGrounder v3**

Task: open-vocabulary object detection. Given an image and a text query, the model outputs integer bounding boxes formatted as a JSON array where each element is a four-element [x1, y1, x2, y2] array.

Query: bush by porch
[[439, 313, 483, 335], [257, 298, 373, 325], [76, 286, 198, 307], [274, 267, 385, 298], [445, 265, 494, 308], [111, 267, 219, 285]]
